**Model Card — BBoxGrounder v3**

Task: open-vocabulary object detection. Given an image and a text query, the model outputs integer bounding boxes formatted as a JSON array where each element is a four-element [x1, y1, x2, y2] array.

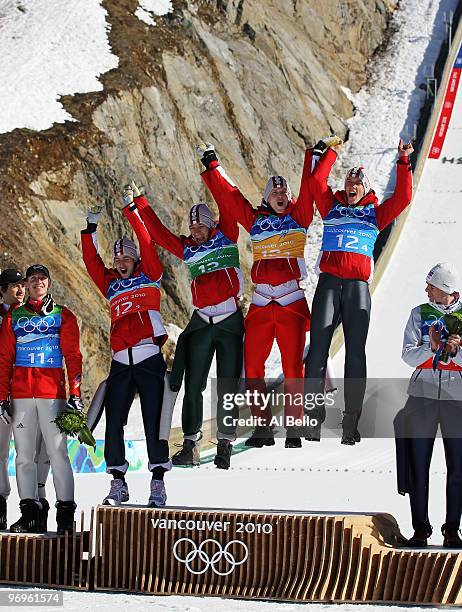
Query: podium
[[92, 505, 462, 604]]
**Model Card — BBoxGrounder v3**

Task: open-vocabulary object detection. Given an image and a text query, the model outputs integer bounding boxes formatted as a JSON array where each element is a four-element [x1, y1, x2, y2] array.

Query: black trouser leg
[[440, 401, 462, 525], [404, 398, 439, 530], [214, 315, 244, 439], [304, 274, 342, 426], [134, 354, 169, 466], [104, 360, 136, 472], [341, 279, 371, 431], [182, 324, 215, 436]]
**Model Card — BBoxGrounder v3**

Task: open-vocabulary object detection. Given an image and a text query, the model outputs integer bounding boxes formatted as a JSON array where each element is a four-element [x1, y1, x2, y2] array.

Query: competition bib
[[321, 202, 379, 258], [107, 273, 161, 321], [12, 304, 63, 368], [184, 229, 240, 280], [250, 213, 306, 261]]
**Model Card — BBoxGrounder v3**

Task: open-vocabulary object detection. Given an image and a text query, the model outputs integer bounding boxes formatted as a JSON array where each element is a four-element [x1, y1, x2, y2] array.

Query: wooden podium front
[[93, 505, 462, 604]]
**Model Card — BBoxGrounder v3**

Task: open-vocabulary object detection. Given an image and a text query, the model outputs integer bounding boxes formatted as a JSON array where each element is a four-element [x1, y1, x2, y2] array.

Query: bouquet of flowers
[[54, 409, 96, 449], [432, 311, 462, 370]]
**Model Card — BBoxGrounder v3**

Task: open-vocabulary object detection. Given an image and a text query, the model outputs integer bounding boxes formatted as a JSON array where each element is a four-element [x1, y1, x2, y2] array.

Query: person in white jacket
[[396, 262, 462, 548]]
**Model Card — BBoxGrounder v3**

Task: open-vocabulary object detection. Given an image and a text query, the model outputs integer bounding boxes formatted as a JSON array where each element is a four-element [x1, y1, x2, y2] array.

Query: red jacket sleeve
[[122, 204, 163, 280], [292, 149, 315, 228], [375, 158, 413, 230], [310, 148, 337, 218], [60, 308, 83, 397], [81, 230, 111, 295], [0, 313, 16, 401], [133, 196, 184, 260], [201, 162, 254, 232]]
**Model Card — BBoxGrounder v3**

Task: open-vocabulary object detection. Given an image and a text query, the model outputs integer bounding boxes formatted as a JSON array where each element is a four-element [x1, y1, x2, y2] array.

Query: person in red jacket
[[81, 199, 170, 508], [305, 137, 414, 444], [0, 265, 81, 534], [0, 268, 51, 532], [198, 143, 315, 448], [122, 182, 244, 469]]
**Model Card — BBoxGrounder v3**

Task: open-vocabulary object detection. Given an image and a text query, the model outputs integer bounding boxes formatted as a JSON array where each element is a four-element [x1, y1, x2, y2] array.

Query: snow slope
[[0, 0, 118, 133]]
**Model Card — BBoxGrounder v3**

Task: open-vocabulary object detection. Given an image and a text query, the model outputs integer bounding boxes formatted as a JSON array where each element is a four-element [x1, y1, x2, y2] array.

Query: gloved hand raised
[[121, 180, 142, 208], [0, 400, 11, 425], [196, 142, 218, 169], [86, 204, 104, 226]]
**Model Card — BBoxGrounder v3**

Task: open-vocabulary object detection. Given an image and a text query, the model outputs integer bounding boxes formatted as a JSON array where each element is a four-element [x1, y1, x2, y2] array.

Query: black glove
[[0, 400, 11, 425], [66, 395, 84, 412], [196, 142, 218, 169], [312, 140, 328, 157]]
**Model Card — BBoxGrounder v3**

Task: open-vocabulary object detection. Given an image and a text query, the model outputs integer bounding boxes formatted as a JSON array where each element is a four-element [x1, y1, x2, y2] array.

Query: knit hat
[[189, 203, 215, 229], [345, 167, 371, 195], [262, 175, 292, 205], [113, 236, 139, 261], [426, 262, 459, 294]]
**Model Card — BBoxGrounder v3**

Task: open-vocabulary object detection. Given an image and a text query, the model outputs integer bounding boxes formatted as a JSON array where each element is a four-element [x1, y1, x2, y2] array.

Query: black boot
[[56, 501, 77, 536], [172, 439, 200, 466], [37, 498, 50, 533], [442, 523, 462, 548], [10, 499, 40, 533], [245, 426, 275, 448], [214, 440, 232, 470], [0, 495, 6, 530], [285, 427, 302, 448], [341, 413, 359, 446], [406, 523, 432, 548]]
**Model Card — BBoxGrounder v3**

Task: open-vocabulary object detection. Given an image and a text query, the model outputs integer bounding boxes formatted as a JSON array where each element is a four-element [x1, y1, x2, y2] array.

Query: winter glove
[[196, 142, 218, 169], [121, 180, 142, 209], [66, 395, 85, 412], [41, 294, 55, 317], [0, 400, 11, 425], [87, 205, 103, 226]]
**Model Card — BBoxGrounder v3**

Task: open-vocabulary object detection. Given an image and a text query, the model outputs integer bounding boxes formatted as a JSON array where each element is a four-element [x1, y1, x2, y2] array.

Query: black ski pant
[[180, 311, 244, 438], [104, 353, 169, 472], [304, 273, 371, 433], [395, 396, 462, 530]]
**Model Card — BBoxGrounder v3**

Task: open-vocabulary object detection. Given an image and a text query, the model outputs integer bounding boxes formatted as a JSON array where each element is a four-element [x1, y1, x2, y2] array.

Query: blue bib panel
[[321, 202, 379, 258], [12, 305, 63, 368]]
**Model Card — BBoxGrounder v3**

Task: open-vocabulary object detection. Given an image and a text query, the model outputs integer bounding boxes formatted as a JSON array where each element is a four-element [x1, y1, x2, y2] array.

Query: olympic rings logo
[[16, 315, 56, 333], [172, 538, 248, 575], [109, 277, 138, 292], [333, 204, 369, 219], [186, 234, 225, 254]]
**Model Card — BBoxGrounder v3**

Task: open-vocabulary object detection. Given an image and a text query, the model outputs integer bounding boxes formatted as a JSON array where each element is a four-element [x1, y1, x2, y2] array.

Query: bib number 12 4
[[336, 234, 368, 253]]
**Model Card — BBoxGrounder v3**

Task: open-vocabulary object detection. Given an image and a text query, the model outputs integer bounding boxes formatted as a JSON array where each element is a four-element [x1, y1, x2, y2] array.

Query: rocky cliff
[[0, 0, 397, 396]]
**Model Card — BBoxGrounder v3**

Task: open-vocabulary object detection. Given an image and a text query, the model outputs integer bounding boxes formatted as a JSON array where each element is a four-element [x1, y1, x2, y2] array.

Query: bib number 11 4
[[29, 353, 53, 365]]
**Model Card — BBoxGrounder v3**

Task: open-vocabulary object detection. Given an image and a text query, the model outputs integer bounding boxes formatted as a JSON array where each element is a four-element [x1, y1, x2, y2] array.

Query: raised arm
[[292, 148, 315, 228], [121, 184, 163, 281], [309, 147, 338, 218], [375, 139, 414, 230], [80, 208, 111, 295], [198, 143, 254, 232]]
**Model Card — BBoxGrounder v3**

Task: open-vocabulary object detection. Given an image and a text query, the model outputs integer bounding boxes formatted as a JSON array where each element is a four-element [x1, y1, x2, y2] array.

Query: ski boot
[[148, 480, 167, 508], [341, 414, 360, 446], [0, 495, 6, 530], [10, 499, 40, 533], [37, 498, 50, 532], [56, 501, 77, 536], [406, 523, 432, 548], [442, 523, 462, 548], [172, 439, 200, 466], [245, 425, 275, 448], [285, 427, 302, 448], [103, 478, 129, 506], [214, 439, 232, 469]]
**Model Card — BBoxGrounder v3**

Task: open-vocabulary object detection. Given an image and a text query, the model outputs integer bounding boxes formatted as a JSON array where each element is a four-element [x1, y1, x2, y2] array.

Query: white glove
[[121, 180, 142, 208], [87, 205, 104, 225], [195, 142, 215, 158]]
